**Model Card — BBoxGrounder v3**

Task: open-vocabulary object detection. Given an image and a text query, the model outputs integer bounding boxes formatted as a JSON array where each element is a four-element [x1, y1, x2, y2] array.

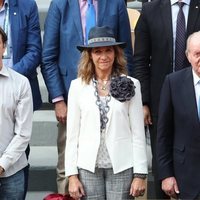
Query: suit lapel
[[182, 68, 200, 123], [69, 0, 83, 43], [97, 0, 107, 25], [187, 0, 200, 36], [160, 0, 173, 61]]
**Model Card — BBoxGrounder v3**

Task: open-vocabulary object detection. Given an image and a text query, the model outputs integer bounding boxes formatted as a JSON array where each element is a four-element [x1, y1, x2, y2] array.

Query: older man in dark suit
[[157, 31, 200, 199], [133, 0, 200, 198]]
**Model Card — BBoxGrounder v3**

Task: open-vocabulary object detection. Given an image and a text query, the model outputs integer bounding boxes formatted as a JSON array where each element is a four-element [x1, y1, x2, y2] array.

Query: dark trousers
[[149, 116, 169, 199], [23, 144, 30, 200], [0, 168, 25, 199]]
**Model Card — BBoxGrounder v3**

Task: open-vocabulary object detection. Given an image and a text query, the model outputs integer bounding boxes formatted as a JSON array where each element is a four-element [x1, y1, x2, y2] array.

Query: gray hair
[[185, 31, 200, 55]]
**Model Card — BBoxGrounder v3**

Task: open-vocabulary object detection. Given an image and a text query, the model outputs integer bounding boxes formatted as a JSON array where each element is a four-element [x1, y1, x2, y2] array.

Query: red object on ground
[[43, 193, 74, 200]]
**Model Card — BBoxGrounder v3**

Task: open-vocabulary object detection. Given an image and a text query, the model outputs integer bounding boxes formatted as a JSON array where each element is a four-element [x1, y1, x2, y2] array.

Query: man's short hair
[[0, 27, 7, 44]]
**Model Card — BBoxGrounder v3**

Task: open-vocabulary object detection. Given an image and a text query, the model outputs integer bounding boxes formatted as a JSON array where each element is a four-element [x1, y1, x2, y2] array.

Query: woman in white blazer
[[65, 26, 148, 200]]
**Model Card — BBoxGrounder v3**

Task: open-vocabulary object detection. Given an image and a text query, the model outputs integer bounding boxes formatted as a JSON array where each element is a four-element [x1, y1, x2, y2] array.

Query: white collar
[[171, 0, 190, 6], [0, 65, 9, 77], [192, 69, 200, 86]]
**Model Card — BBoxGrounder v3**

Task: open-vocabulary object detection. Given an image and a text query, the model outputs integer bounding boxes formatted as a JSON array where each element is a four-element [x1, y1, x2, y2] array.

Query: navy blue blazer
[[9, 0, 42, 110], [42, 0, 133, 102], [157, 68, 200, 199]]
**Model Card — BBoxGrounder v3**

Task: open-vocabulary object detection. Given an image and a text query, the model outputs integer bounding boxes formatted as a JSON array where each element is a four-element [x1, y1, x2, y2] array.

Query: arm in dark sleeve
[[156, 75, 174, 180], [41, 1, 65, 100], [132, 5, 151, 105]]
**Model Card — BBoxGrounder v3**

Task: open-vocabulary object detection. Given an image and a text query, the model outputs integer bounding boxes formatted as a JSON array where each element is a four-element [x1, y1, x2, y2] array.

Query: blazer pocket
[[173, 145, 185, 164]]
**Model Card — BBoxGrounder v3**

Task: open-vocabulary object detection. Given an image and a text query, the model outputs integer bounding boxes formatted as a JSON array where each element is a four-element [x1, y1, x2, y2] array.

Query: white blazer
[[65, 76, 148, 176]]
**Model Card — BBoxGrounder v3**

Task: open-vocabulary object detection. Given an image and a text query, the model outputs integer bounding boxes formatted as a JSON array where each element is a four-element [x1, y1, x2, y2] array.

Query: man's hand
[[55, 100, 67, 124], [0, 166, 5, 175], [162, 177, 180, 198], [143, 105, 152, 125]]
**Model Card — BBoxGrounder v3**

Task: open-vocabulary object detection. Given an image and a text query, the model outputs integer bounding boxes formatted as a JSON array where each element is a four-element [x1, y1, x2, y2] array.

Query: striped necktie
[[85, 0, 96, 44]]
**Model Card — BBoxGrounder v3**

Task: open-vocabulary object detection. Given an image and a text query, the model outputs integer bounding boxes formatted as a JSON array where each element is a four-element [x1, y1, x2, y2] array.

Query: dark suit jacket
[[9, 0, 42, 110], [133, 0, 200, 117], [41, 0, 133, 102], [157, 68, 200, 199]]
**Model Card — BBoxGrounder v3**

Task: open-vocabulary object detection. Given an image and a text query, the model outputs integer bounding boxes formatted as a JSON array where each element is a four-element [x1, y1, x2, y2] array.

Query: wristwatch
[[134, 173, 147, 180]]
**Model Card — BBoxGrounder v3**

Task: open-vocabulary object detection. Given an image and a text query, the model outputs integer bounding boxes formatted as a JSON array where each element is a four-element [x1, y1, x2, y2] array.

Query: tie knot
[[178, 1, 185, 8]]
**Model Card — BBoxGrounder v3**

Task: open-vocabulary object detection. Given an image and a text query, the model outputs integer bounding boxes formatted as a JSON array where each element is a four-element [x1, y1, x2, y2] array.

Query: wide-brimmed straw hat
[[77, 26, 126, 52]]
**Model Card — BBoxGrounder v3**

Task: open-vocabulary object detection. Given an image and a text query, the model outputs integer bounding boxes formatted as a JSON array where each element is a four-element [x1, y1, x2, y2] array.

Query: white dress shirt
[[0, 65, 33, 177], [193, 70, 200, 117]]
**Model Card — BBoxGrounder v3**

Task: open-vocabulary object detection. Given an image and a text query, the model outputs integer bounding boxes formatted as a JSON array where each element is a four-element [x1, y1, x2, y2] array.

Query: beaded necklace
[[93, 78, 111, 131]]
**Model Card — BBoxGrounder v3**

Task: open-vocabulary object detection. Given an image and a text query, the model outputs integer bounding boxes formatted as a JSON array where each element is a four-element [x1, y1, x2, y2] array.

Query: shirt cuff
[[52, 96, 64, 103]]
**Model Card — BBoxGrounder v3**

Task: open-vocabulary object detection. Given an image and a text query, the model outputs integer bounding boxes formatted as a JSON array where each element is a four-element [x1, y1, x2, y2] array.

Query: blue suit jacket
[[9, 0, 42, 110], [42, 0, 133, 101]]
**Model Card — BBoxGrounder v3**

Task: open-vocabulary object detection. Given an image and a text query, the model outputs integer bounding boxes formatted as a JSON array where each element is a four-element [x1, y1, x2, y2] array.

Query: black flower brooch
[[110, 76, 135, 102]]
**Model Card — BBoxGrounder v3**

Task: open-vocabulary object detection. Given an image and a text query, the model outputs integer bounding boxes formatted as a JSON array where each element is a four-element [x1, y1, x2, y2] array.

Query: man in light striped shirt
[[0, 27, 33, 199]]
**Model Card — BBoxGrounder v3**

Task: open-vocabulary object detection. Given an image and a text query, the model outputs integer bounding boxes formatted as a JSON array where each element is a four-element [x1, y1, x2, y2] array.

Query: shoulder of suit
[[51, 0, 66, 6], [170, 67, 191, 77], [15, 0, 35, 5], [167, 67, 191, 82], [13, 0, 37, 10], [142, 0, 162, 10]]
